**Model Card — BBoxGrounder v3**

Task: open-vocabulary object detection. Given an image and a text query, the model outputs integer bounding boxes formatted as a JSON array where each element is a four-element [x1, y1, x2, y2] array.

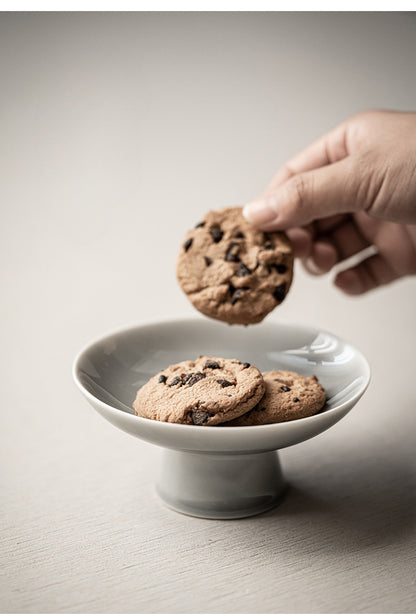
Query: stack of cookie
[[133, 356, 326, 426], [133, 206, 327, 426]]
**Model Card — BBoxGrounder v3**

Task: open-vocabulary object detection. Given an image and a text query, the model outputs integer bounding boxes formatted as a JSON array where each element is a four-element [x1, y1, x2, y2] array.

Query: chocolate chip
[[281, 385, 291, 392], [183, 372, 206, 387], [168, 376, 182, 387], [259, 407, 266, 412], [216, 379, 233, 388], [293, 397, 300, 402], [204, 360, 220, 370], [274, 264, 287, 274], [236, 262, 251, 277], [263, 233, 274, 249], [183, 238, 193, 252], [195, 221, 205, 228], [191, 410, 211, 425], [204, 256, 212, 267], [234, 231, 245, 239], [273, 283, 286, 303], [158, 374, 167, 384], [242, 362, 251, 369], [231, 289, 244, 305], [230, 287, 249, 305], [210, 226, 223, 243], [225, 242, 240, 262]]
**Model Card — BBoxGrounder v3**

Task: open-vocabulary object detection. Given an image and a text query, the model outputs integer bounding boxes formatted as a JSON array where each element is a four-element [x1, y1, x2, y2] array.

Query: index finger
[[263, 121, 350, 198]]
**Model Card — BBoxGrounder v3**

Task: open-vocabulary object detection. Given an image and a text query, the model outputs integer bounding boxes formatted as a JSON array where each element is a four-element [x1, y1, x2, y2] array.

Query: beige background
[[1, 12, 415, 613]]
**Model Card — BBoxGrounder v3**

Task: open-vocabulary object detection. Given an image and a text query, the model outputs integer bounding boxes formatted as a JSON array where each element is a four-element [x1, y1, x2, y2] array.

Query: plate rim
[[72, 315, 371, 432]]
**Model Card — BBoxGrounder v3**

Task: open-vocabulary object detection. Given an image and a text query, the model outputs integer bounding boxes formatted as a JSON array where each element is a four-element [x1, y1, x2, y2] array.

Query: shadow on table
[[260, 450, 416, 553]]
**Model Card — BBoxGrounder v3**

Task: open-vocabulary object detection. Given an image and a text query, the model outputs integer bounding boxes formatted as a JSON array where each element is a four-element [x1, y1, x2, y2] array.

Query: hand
[[244, 110, 416, 294]]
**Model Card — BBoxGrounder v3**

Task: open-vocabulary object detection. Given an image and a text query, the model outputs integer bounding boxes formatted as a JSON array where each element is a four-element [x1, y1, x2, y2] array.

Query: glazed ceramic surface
[[73, 317, 370, 454], [73, 317, 370, 518]]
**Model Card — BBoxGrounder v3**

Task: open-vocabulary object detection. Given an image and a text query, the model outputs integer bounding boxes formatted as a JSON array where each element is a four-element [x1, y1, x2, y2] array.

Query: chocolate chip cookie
[[225, 370, 326, 426], [176, 207, 294, 325], [133, 356, 265, 426]]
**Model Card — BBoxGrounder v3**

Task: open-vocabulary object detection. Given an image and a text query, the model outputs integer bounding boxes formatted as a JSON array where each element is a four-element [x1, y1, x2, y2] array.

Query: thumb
[[244, 156, 366, 230]]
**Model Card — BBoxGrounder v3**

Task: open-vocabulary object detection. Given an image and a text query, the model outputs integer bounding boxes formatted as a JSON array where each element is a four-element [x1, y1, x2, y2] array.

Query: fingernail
[[243, 198, 278, 225]]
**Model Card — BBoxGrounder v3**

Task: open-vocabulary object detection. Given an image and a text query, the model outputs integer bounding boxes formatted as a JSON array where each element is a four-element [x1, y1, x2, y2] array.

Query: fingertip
[[334, 268, 364, 295], [285, 227, 313, 259], [243, 199, 279, 227], [312, 241, 339, 273], [301, 242, 338, 276], [302, 258, 324, 276], [242, 202, 254, 222]]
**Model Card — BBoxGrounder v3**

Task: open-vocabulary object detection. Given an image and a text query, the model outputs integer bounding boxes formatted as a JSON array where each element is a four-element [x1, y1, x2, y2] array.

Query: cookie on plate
[[133, 356, 265, 426], [176, 206, 294, 325], [225, 370, 326, 426]]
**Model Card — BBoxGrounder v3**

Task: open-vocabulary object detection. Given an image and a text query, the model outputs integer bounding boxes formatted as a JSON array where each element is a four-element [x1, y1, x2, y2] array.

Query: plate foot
[[156, 449, 286, 519]]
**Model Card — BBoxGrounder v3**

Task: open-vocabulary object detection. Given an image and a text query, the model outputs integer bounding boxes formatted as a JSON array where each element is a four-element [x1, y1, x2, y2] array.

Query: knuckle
[[356, 155, 389, 215], [352, 109, 372, 122], [350, 109, 382, 125], [348, 110, 391, 148], [345, 154, 381, 213], [286, 174, 310, 211]]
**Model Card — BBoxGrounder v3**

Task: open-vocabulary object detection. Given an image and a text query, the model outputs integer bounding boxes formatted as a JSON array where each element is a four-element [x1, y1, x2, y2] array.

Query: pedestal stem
[[156, 449, 285, 519]]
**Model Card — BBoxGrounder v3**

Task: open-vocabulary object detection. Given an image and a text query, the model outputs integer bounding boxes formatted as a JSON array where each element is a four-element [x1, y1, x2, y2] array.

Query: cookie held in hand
[[133, 356, 265, 426], [225, 370, 326, 426], [176, 206, 294, 325]]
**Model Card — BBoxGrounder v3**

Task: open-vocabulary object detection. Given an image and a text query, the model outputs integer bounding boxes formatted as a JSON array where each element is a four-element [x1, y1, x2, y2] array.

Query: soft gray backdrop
[[1, 12, 415, 613]]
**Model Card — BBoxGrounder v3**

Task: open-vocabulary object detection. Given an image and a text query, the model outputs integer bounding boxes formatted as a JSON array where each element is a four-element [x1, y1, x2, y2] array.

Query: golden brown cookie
[[133, 356, 265, 426], [176, 207, 294, 325], [226, 370, 326, 426]]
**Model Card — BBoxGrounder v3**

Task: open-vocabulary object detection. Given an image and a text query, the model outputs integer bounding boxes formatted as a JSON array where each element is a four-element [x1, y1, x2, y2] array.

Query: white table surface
[[1, 12, 415, 614]]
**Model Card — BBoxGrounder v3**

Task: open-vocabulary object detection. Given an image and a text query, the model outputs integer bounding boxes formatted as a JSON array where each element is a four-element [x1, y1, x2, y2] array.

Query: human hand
[[243, 110, 416, 294]]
